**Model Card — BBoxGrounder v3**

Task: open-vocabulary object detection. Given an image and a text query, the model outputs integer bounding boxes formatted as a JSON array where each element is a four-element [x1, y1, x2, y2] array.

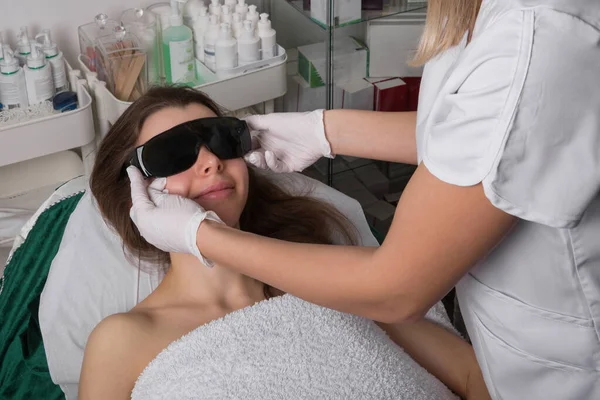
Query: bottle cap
[[219, 22, 232, 39], [258, 13, 271, 31], [170, 0, 184, 26], [248, 4, 257, 14], [0, 49, 19, 74], [233, 13, 242, 22], [26, 41, 46, 69], [35, 29, 59, 58], [241, 19, 255, 40]]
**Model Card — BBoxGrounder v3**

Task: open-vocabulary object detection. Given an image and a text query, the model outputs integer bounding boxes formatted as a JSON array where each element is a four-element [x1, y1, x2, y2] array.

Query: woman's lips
[[197, 187, 234, 200], [194, 182, 235, 201]]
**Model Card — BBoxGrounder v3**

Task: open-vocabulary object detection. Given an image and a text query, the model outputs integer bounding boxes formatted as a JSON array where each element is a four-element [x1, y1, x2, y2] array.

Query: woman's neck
[[156, 252, 266, 308]]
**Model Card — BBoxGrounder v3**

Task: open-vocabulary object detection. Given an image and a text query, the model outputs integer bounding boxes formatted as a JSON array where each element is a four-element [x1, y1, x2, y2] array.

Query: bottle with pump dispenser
[[35, 30, 69, 94], [0, 48, 29, 109], [16, 27, 32, 66], [193, 5, 210, 61], [232, 13, 244, 39], [246, 5, 260, 30], [237, 19, 260, 65], [221, 5, 233, 25], [203, 14, 220, 71], [183, 0, 206, 28], [0, 31, 10, 63], [209, 0, 222, 18], [163, 0, 196, 85], [257, 13, 277, 59], [24, 41, 55, 104], [235, 0, 248, 21], [215, 23, 237, 71]]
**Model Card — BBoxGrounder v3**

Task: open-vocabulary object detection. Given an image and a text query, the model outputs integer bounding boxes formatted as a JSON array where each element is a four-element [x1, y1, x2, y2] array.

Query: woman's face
[[137, 104, 249, 227]]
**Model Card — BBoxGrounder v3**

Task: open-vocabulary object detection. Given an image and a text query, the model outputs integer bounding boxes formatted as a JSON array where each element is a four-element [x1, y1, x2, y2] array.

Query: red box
[[401, 77, 422, 112], [373, 78, 408, 112]]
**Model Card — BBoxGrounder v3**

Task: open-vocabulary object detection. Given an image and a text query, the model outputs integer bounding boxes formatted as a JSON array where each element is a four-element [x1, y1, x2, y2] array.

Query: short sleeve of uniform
[[422, 8, 600, 228]]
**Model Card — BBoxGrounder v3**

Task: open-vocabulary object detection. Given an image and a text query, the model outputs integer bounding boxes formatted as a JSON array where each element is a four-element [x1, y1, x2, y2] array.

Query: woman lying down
[[79, 87, 490, 400]]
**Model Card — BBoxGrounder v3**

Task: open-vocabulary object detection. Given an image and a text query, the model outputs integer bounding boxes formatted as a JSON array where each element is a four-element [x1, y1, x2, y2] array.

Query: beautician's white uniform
[[419, 0, 600, 398]]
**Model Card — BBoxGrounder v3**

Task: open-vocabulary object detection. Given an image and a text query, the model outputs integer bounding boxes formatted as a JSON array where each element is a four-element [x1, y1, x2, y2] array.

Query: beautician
[[127, 0, 600, 398]]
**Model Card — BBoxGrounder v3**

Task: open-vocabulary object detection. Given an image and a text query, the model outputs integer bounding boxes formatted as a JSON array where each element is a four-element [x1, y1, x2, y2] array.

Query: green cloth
[[0, 193, 83, 400]]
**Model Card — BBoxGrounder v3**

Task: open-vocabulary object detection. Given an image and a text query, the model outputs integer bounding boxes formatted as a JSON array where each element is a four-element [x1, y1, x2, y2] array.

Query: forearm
[[324, 109, 418, 164], [378, 320, 490, 400], [198, 221, 409, 321]]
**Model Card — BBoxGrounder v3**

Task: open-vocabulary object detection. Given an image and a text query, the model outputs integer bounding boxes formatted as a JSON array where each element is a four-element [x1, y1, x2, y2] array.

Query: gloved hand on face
[[242, 109, 333, 173], [127, 166, 223, 267]]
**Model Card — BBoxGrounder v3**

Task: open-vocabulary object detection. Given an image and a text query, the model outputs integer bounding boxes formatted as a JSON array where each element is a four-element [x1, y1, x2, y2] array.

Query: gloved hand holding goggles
[[129, 117, 252, 178]]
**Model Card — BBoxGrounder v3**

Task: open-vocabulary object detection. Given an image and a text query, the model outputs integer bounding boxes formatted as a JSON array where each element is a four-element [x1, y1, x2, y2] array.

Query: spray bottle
[[215, 23, 237, 70], [0, 48, 29, 109], [237, 19, 259, 65], [193, 5, 210, 61], [35, 30, 69, 94], [24, 41, 55, 104], [162, 0, 196, 85], [257, 13, 277, 59], [203, 14, 220, 71], [16, 27, 32, 66]]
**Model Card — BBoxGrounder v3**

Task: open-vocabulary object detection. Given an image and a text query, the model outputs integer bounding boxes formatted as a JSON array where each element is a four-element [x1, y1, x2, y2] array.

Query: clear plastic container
[[121, 8, 161, 85], [78, 14, 120, 72], [95, 26, 148, 102]]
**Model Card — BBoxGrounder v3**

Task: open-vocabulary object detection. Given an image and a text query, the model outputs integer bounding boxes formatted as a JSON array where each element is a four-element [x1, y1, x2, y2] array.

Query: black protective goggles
[[129, 117, 251, 178]]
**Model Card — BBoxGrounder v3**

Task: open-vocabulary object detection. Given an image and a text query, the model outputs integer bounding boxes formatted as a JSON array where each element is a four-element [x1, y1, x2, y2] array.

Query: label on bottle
[[49, 56, 68, 92], [0, 72, 28, 108], [25, 66, 55, 104], [169, 38, 196, 84], [204, 42, 216, 70]]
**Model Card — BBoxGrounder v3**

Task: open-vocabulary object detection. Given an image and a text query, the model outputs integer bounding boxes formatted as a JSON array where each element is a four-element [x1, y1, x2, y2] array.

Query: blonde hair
[[411, 0, 482, 66]]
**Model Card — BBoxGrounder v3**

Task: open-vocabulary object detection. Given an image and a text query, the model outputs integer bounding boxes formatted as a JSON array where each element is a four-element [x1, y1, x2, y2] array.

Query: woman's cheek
[[164, 177, 188, 196]]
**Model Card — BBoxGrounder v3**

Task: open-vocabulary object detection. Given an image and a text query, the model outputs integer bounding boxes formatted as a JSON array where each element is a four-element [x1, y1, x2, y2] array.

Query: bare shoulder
[[79, 311, 153, 400]]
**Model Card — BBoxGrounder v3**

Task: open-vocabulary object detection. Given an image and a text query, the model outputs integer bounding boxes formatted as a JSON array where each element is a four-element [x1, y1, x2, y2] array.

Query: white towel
[[132, 295, 459, 400]]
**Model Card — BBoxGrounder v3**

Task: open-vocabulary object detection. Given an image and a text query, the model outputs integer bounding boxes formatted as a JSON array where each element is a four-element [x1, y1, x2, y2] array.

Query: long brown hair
[[411, 0, 482, 66], [90, 86, 357, 297]]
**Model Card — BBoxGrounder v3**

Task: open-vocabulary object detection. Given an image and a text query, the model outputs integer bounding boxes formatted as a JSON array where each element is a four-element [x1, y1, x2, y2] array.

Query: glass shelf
[[286, 0, 427, 29]]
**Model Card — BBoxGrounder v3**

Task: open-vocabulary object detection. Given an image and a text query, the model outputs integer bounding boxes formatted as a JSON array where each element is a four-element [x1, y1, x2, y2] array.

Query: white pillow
[[39, 171, 379, 399]]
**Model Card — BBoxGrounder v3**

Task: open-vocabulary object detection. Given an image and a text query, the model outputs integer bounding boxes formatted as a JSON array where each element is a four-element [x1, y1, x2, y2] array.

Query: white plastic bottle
[[246, 5, 260, 30], [237, 19, 259, 65], [215, 23, 237, 71], [183, 0, 205, 28], [203, 14, 221, 71], [35, 30, 69, 94], [16, 27, 32, 66], [224, 0, 236, 10], [221, 5, 233, 25], [209, 0, 222, 19], [231, 13, 244, 39], [24, 42, 55, 104], [0, 49, 29, 109], [193, 5, 210, 61], [257, 13, 277, 60], [235, 0, 248, 20]]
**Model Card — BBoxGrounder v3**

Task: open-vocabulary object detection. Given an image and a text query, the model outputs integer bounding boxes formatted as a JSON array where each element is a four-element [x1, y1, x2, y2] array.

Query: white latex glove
[[127, 166, 224, 267], [243, 109, 333, 173]]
